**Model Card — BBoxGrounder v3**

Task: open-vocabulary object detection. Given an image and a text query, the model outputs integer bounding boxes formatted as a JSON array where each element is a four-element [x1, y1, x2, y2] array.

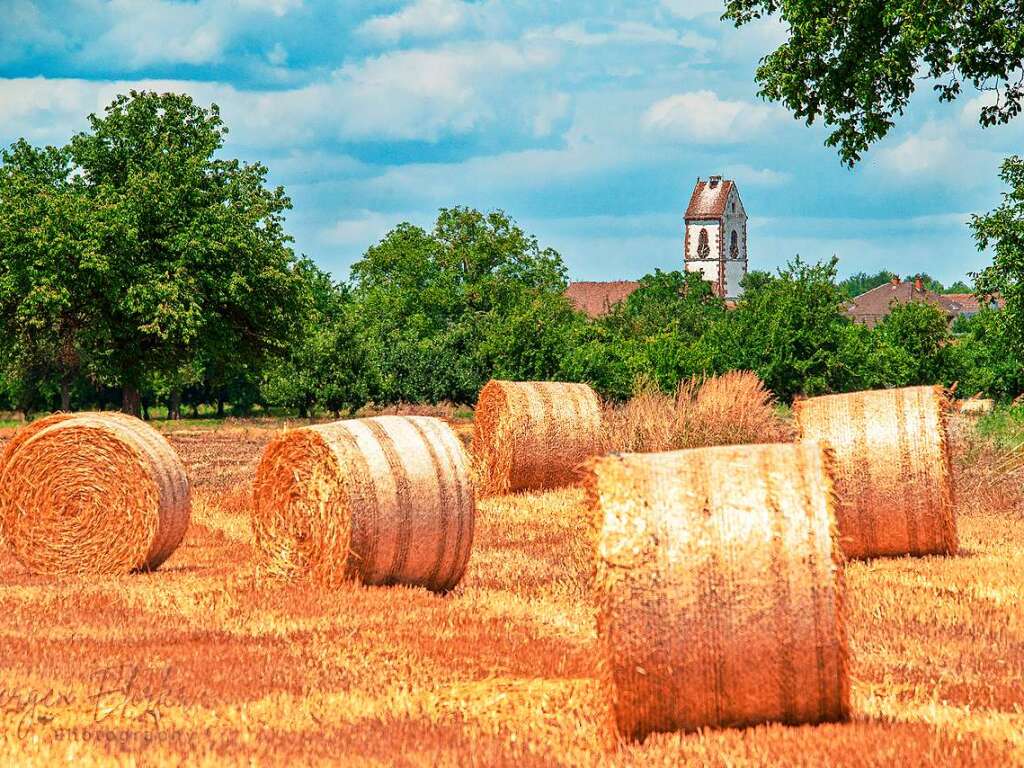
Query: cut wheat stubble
[[252, 415, 475, 592], [0, 412, 191, 575], [473, 380, 604, 497], [794, 385, 957, 559], [588, 441, 849, 742]]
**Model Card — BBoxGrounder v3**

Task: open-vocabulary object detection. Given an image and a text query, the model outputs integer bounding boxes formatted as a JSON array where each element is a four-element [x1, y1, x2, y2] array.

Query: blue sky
[[2, 0, 1019, 285]]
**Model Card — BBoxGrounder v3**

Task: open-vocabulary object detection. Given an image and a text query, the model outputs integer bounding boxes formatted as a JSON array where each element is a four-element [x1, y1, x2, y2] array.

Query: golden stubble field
[[0, 417, 1023, 766]]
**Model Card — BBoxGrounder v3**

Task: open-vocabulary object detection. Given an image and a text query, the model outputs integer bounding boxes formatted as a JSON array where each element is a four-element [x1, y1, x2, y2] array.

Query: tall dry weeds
[[604, 371, 791, 454], [948, 414, 1024, 516]]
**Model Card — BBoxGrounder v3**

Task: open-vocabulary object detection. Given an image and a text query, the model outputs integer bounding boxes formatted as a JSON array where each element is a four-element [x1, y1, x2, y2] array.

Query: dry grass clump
[[795, 386, 957, 559], [473, 380, 604, 497], [604, 371, 791, 454], [252, 415, 475, 592], [588, 442, 848, 741], [948, 414, 1024, 515], [0, 412, 190, 575]]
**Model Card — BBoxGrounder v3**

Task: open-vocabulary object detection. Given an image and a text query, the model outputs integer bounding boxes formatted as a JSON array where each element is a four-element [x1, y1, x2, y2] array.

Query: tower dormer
[[683, 176, 748, 299]]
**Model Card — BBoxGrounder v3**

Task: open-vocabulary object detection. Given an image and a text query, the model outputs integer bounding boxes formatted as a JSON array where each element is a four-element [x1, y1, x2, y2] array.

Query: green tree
[[948, 309, 1024, 399], [261, 259, 374, 417], [350, 207, 572, 403], [55, 90, 304, 415], [872, 300, 953, 386], [595, 270, 728, 393], [0, 140, 105, 411], [946, 279, 974, 293], [709, 257, 858, 399], [838, 270, 899, 298], [724, 1, 1024, 165], [973, 155, 1024, 367]]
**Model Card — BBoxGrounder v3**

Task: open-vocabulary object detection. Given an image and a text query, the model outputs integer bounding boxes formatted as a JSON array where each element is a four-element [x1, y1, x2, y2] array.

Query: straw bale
[[252, 415, 474, 591], [0, 412, 191, 574], [794, 386, 957, 558], [473, 380, 603, 497], [588, 441, 849, 741]]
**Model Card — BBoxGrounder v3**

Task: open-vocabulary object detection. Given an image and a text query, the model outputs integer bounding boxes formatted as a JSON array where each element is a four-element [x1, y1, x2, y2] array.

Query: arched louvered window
[[730, 230, 739, 259], [697, 228, 710, 259]]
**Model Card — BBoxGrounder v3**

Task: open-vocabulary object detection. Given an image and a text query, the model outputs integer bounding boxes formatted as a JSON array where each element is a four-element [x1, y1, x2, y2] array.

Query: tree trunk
[[60, 377, 71, 412], [169, 389, 182, 421], [122, 386, 142, 418], [142, 402, 150, 421], [216, 395, 225, 419], [190, 402, 200, 418]]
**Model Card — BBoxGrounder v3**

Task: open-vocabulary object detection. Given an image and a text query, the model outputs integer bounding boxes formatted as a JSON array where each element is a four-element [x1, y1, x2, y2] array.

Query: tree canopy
[[0, 91, 304, 415], [724, 1, 1024, 165]]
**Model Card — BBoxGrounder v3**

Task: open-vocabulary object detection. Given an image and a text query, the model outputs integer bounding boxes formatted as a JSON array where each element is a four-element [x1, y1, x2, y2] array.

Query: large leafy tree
[[708, 258, 860, 398], [0, 90, 304, 415], [0, 140, 108, 411], [724, 1, 1024, 165], [974, 155, 1024, 366], [350, 207, 573, 403], [262, 259, 374, 417]]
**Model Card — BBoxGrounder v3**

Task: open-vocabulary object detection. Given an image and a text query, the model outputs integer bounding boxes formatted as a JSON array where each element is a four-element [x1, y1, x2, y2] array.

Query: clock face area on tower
[[683, 176, 748, 300]]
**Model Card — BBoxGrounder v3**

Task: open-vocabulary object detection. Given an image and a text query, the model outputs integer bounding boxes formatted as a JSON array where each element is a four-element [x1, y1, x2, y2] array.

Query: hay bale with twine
[[473, 380, 603, 497], [0, 412, 191, 575], [252, 415, 474, 592], [794, 386, 957, 559], [588, 442, 849, 742]]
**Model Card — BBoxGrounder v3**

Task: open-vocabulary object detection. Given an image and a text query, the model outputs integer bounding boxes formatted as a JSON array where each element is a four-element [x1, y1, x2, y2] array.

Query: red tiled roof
[[939, 293, 1005, 314], [564, 281, 639, 317], [846, 280, 952, 328], [685, 177, 734, 220]]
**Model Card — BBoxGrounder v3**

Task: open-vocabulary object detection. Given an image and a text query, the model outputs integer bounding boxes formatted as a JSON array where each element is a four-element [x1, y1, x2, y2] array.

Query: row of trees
[[2, 92, 1023, 418]]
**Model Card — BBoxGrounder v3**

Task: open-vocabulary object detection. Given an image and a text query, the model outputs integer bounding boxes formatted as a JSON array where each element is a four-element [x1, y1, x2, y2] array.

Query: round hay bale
[[794, 386, 957, 559], [252, 415, 474, 592], [473, 380, 603, 497], [588, 442, 849, 742], [0, 412, 191, 575]]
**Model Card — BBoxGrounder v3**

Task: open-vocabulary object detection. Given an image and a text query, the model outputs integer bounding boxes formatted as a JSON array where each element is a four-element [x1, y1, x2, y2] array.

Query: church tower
[[684, 176, 748, 299]]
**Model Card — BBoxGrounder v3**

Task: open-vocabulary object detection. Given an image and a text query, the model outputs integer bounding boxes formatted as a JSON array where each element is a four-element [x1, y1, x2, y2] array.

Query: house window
[[697, 228, 710, 259], [729, 230, 739, 259]]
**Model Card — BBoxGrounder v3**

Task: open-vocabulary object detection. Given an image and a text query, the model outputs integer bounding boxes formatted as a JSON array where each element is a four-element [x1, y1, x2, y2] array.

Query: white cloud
[[320, 209, 422, 248], [719, 164, 791, 186], [358, 0, 491, 43], [0, 41, 562, 149], [86, 0, 225, 68], [236, 0, 302, 16], [537, 21, 714, 51], [642, 90, 780, 143]]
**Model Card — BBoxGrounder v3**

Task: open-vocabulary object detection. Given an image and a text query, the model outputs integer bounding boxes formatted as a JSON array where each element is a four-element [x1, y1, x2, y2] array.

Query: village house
[[846, 277, 1004, 328]]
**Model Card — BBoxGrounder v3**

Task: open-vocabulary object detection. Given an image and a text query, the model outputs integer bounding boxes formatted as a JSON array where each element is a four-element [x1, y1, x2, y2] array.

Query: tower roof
[[685, 176, 736, 220]]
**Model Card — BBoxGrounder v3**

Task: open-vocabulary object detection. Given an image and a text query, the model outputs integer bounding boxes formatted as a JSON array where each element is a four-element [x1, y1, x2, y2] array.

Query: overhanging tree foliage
[[724, 1, 1024, 165]]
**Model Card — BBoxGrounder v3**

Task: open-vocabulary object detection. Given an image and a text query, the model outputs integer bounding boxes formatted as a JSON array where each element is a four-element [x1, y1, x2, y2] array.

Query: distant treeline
[[1, 92, 1022, 418]]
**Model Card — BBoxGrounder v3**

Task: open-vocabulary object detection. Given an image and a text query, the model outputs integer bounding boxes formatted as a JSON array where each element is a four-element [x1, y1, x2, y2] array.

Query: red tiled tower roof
[[684, 177, 734, 220]]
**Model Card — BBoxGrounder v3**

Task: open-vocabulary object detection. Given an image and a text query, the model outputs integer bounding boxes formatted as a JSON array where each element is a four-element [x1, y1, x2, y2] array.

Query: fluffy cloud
[[642, 90, 781, 143], [0, 40, 562, 149], [537, 21, 714, 51], [358, 0, 497, 43]]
